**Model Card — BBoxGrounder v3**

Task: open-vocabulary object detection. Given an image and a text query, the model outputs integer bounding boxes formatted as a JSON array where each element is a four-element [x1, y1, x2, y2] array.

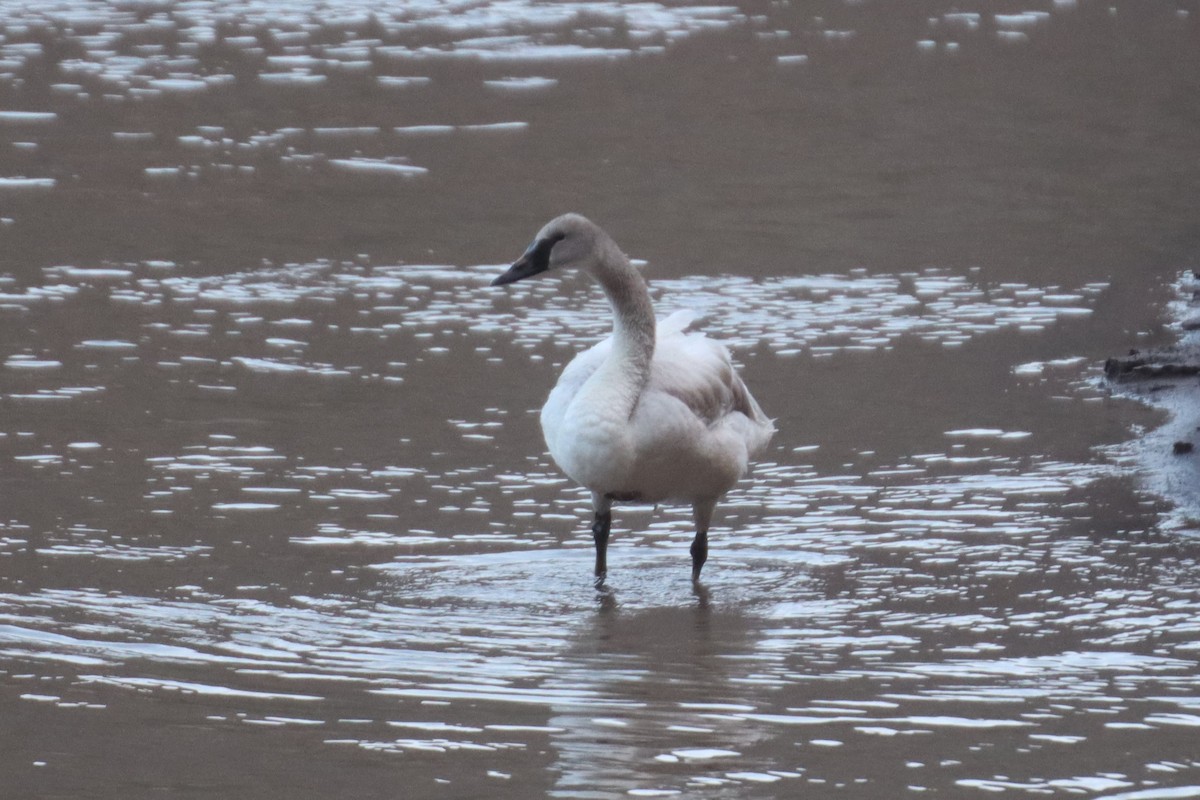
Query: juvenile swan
[[492, 214, 775, 580]]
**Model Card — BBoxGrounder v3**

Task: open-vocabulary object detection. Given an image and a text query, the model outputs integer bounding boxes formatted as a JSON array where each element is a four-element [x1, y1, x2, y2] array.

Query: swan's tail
[[731, 374, 776, 457]]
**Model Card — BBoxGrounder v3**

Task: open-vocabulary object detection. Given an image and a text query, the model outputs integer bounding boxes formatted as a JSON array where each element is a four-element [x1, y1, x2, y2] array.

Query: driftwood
[[1105, 273, 1200, 463], [1106, 273, 1200, 383], [1104, 349, 1200, 381]]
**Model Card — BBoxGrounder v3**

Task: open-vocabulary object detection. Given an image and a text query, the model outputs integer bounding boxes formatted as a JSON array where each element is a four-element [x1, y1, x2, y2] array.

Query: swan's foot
[[690, 529, 708, 581], [592, 509, 611, 578]]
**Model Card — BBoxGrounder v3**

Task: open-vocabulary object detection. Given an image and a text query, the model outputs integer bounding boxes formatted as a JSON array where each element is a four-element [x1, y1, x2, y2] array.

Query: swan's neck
[[588, 239, 655, 417]]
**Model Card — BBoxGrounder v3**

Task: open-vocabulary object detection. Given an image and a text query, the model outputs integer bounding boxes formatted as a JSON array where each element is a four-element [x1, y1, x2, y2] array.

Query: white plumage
[[541, 309, 772, 503], [492, 214, 775, 580]]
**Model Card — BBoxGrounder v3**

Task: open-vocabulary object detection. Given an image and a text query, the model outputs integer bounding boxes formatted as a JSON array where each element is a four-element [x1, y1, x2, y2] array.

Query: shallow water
[[3, 1, 1200, 798]]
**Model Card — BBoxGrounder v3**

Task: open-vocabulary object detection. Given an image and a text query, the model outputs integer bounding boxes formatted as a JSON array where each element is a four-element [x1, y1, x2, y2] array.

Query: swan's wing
[[540, 335, 611, 450], [647, 324, 775, 455], [554, 336, 611, 390], [545, 313, 774, 457], [648, 328, 770, 430], [649, 309, 739, 426]]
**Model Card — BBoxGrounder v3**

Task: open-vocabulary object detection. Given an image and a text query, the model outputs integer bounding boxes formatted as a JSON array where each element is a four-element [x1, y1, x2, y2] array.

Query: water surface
[[2, 1, 1200, 797]]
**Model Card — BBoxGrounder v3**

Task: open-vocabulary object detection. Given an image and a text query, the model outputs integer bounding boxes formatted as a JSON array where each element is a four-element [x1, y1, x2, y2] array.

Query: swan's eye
[[526, 232, 566, 265]]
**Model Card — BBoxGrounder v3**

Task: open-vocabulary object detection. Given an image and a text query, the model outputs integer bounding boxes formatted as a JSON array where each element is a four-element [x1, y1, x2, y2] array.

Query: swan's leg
[[691, 500, 716, 581], [690, 530, 708, 581], [591, 493, 613, 578]]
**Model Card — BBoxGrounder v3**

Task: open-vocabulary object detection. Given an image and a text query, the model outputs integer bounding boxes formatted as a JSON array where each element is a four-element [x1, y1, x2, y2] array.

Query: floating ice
[[482, 76, 558, 91], [394, 125, 455, 136], [0, 111, 57, 125], [726, 772, 784, 782], [312, 126, 381, 138], [81, 675, 322, 702], [211, 502, 281, 511], [260, 73, 327, 86], [144, 167, 185, 180], [377, 76, 432, 88], [147, 78, 207, 92], [47, 267, 134, 281], [4, 356, 62, 370], [459, 122, 528, 133], [945, 429, 1032, 439], [994, 12, 1051, 29], [958, 776, 1134, 793], [943, 12, 982, 30], [996, 30, 1030, 44], [327, 158, 428, 177], [1099, 788, 1200, 800], [671, 748, 741, 760], [236, 357, 306, 373], [0, 177, 55, 190]]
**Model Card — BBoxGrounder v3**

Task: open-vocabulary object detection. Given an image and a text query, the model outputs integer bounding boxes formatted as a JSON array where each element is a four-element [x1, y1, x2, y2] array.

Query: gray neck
[[587, 236, 656, 415]]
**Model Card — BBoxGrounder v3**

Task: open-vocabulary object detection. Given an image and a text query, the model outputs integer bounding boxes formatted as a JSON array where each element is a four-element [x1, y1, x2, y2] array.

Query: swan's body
[[492, 214, 775, 580], [541, 309, 771, 504]]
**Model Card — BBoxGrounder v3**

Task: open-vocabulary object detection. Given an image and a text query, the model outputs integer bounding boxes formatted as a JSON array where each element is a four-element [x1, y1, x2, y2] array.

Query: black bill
[[491, 234, 564, 286]]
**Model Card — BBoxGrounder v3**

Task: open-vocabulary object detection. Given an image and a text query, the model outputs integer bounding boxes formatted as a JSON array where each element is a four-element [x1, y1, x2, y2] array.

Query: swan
[[492, 213, 775, 581]]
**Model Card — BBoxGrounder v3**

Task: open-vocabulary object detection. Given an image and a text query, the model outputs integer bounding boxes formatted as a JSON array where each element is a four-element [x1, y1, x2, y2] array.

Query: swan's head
[[491, 213, 599, 287]]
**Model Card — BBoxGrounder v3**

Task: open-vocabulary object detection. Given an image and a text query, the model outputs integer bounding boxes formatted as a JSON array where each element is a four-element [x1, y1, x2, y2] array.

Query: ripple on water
[[0, 0, 1141, 218], [0, 261, 1107, 402], [0, 160, 1196, 795]]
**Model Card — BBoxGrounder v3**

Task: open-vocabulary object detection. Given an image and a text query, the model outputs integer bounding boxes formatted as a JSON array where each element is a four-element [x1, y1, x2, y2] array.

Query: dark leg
[[591, 494, 612, 579], [691, 500, 716, 582], [690, 529, 708, 581]]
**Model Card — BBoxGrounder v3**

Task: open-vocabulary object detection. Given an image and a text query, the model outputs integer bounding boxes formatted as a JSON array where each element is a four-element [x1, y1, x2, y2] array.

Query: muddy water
[[3, 2, 1200, 798]]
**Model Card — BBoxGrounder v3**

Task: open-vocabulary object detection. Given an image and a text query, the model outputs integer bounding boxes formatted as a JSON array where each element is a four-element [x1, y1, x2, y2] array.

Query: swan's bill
[[491, 234, 563, 286]]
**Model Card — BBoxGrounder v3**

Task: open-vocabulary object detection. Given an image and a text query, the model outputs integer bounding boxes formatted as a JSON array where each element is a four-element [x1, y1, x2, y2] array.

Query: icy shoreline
[[1106, 272, 1200, 532]]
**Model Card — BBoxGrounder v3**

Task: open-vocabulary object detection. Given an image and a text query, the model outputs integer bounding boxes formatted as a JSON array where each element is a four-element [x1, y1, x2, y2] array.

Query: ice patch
[[0, 111, 57, 124], [0, 177, 55, 190], [483, 76, 558, 91], [327, 158, 428, 177]]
